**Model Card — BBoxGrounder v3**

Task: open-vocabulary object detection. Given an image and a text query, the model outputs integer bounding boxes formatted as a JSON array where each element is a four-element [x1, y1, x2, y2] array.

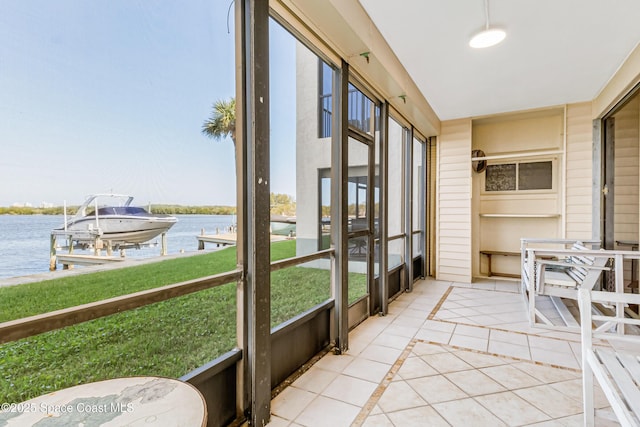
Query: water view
[[0, 214, 236, 281]]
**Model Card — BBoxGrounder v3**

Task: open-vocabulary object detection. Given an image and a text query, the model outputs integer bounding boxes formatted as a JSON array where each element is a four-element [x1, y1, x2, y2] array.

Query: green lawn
[[0, 240, 366, 402]]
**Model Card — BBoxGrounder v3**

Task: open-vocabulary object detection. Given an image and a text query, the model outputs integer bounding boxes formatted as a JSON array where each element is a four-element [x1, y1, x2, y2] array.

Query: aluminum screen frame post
[[238, 0, 271, 424], [416, 134, 427, 280], [404, 127, 414, 291], [379, 102, 389, 315], [234, 0, 248, 420], [331, 59, 349, 354]]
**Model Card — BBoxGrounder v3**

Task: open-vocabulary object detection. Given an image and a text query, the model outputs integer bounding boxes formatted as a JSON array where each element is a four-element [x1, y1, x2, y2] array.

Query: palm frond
[[202, 98, 236, 144]]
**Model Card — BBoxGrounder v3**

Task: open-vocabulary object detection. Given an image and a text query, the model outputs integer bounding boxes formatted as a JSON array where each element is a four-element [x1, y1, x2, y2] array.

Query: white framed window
[[484, 160, 554, 192]]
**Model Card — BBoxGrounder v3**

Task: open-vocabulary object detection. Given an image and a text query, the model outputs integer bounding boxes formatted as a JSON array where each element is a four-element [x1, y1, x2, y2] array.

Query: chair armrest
[[536, 259, 610, 271]]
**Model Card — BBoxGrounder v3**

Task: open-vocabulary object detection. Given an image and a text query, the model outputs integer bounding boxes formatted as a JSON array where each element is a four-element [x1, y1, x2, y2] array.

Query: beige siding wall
[[432, 101, 635, 281], [565, 102, 594, 238], [613, 98, 639, 241], [592, 44, 640, 285], [437, 119, 472, 282], [613, 97, 640, 281], [428, 140, 437, 277], [472, 110, 563, 277]]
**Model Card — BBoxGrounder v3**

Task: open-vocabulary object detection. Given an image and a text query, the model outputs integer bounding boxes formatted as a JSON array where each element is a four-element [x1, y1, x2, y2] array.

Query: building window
[[518, 161, 552, 190], [485, 161, 553, 192], [348, 83, 379, 135], [485, 164, 517, 191], [318, 60, 332, 138], [318, 61, 381, 138], [318, 174, 331, 250]]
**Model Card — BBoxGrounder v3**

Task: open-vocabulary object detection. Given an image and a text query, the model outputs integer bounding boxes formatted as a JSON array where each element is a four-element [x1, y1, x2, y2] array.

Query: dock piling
[[161, 232, 168, 256], [49, 234, 57, 271]]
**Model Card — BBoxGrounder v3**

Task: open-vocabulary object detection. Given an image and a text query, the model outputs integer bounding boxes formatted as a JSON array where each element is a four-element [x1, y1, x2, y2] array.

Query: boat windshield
[[86, 206, 149, 216]]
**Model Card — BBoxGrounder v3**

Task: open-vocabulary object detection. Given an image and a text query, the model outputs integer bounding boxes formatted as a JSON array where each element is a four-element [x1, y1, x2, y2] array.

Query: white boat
[[270, 214, 296, 237], [54, 194, 177, 245]]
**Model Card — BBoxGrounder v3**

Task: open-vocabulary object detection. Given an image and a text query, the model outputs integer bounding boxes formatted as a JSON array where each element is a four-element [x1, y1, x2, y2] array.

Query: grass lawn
[[0, 240, 366, 402]]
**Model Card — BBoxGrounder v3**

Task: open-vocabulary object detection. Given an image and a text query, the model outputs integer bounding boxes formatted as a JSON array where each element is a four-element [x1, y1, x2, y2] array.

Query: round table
[[0, 376, 207, 426]]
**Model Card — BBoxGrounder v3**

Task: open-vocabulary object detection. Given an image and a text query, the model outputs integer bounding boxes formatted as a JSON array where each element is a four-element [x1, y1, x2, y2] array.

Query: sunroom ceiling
[[359, 0, 640, 120]]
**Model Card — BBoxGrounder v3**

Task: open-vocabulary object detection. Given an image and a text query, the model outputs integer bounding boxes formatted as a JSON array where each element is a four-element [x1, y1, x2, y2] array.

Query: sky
[[0, 0, 297, 207]]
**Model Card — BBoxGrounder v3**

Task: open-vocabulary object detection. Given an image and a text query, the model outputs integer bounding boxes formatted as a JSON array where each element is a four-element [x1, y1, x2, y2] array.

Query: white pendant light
[[469, 0, 505, 48]]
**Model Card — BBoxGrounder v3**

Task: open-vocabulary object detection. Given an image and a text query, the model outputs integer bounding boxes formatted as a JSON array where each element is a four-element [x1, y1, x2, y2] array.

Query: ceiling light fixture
[[469, 0, 505, 48]]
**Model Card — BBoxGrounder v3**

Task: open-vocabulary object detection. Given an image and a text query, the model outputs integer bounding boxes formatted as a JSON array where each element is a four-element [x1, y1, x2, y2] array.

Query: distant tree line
[[0, 207, 73, 215], [0, 205, 237, 216], [270, 193, 296, 216], [149, 205, 237, 215], [319, 203, 380, 218], [1, 193, 296, 216]]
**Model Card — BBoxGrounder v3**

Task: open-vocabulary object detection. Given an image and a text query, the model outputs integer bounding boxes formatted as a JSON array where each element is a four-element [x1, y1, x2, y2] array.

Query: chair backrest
[[566, 242, 608, 290]]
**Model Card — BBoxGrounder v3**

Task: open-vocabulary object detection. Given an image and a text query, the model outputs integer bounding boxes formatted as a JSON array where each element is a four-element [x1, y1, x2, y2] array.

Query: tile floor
[[268, 278, 622, 427]]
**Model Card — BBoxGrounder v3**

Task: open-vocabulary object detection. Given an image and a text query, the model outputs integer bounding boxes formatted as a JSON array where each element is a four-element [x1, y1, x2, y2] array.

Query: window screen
[[485, 161, 553, 191], [485, 164, 516, 191], [518, 161, 552, 190]]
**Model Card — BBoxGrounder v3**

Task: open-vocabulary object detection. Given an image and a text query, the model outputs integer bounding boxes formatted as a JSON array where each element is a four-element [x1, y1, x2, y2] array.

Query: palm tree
[[202, 98, 236, 145], [202, 98, 238, 227]]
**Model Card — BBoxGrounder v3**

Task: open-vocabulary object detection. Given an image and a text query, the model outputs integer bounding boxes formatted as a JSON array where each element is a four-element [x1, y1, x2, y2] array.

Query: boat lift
[[49, 229, 168, 271]]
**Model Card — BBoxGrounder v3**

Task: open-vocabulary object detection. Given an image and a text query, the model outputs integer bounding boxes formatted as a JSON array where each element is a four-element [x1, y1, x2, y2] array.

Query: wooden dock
[[197, 233, 238, 250], [55, 254, 125, 267], [196, 232, 289, 250]]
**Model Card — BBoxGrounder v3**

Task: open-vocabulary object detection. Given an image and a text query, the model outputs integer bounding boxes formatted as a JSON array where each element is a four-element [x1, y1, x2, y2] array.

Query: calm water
[[0, 215, 236, 281]]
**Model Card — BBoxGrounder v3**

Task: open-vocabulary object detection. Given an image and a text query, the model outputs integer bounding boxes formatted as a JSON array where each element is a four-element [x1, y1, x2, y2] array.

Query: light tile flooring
[[268, 278, 620, 427]]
